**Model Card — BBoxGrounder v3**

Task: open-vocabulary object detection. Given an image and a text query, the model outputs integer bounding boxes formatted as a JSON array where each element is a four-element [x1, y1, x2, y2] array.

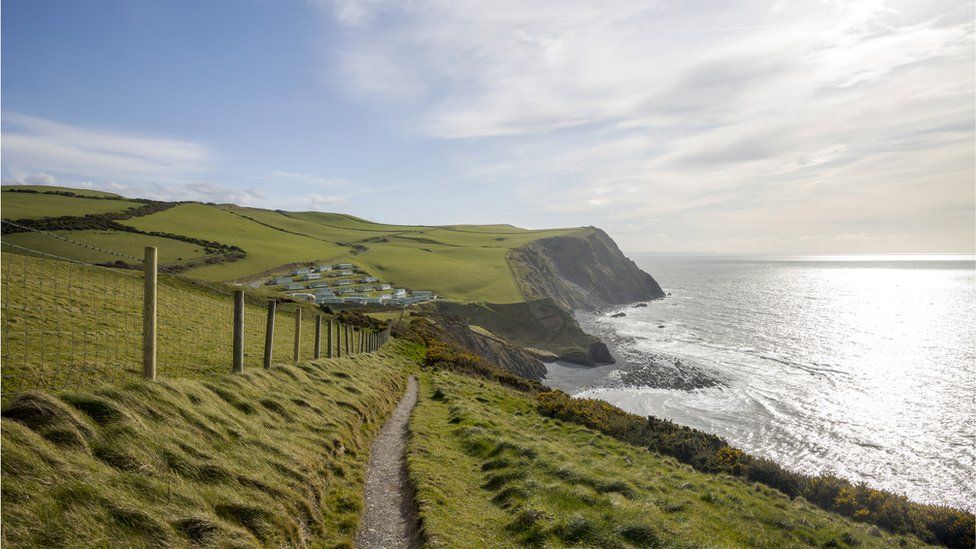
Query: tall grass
[[1, 342, 414, 547]]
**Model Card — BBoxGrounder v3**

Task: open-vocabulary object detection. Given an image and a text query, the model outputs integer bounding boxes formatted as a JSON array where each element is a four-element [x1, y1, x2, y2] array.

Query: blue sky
[[2, 0, 974, 253]]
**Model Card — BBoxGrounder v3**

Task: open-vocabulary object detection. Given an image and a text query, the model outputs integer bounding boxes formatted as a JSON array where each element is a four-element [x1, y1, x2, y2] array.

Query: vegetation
[[1, 190, 141, 220], [0, 252, 364, 399], [2, 186, 583, 302], [121, 204, 348, 280], [432, 299, 602, 361], [408, 368, 931, 548], [1, 342, 415, 547], [536, 390, 975, 549], [2, 230, 211, 266]]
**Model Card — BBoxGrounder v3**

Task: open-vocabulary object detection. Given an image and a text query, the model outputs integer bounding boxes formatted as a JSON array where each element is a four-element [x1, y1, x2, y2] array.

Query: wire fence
[[0, 223, 391, 402]]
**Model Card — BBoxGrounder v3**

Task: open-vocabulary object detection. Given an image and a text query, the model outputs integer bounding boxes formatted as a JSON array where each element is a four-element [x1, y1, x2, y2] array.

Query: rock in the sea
[[588, 341, 615, 364], [633, 303, 648, 308], [610, 312, 626, 318]]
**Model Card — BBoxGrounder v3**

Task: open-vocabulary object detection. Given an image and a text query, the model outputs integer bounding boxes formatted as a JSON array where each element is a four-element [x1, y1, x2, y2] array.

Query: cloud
[[306, 193, 347, 210], [312, 0, 974, 252], [253, 170, 351, 188], [181, 182, 267, 205], [1, 112, 211, 187], [2, 171, 58, 186]]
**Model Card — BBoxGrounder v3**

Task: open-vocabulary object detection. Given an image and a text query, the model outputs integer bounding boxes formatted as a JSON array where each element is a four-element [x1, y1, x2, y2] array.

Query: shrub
[[537, 390, 975, 548]]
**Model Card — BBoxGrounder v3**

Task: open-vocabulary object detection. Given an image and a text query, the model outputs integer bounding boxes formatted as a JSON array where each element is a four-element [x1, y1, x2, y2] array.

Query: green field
[[1, 187, 584, 302], [1, 343, 413, 547], [2, 230, 210, 266], [409, 368, 931, 548], [121, 203, 350, 280], [2, 191, 140, 220], [112, 200, 582, 302], [1, 252, 374, 398]]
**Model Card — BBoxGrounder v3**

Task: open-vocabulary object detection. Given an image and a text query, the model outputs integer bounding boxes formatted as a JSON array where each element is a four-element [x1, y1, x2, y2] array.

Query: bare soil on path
[[356, 376, 421, 549]]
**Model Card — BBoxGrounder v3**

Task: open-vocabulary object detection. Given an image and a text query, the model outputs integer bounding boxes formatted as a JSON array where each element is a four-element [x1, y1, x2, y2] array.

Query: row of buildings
[[266, 262, 435, 307]]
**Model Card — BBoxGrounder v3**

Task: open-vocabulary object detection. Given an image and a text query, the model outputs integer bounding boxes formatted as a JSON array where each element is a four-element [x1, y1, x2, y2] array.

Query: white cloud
[[256, 170, 351, 188], [306, 193, 347, 210], [1, 112, 211, 188], [313, 0, 974, 253], [2, 171, 58, 186]]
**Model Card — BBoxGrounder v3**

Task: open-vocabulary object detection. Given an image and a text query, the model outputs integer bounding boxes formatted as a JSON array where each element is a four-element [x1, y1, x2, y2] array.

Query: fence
[[0, 224, 391, 401]]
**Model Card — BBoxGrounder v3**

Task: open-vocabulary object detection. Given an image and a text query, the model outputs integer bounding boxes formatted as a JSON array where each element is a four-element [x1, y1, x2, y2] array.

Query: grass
[[354, 238, 525, 303], [408, 368, 933, 548], [2, 191, 141, 220], [2, 230, 211, 266], [1, 252, 373, 400], [122, 203, 350, 280], [4, 187, 586, 303], [1, 340, 416, 547], [1, 185, 123, 198]]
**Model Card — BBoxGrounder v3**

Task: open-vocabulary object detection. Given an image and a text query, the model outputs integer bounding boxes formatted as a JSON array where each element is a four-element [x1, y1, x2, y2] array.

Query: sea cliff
[[429, 227, 664, 372], [510, 227, 664, 311]]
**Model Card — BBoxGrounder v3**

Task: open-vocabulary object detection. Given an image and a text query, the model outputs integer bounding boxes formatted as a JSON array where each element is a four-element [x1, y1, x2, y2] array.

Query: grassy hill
[[2, 345, 414, 547], [2, 330, 939, 548], [409, 368, 930, 548], [1, 251, 358, 398], [2, 191, 141, 220], [1, 186, 582, 303]]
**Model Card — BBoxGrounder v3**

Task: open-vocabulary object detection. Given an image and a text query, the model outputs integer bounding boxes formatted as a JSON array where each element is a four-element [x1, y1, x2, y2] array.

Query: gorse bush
[[537, 390, 974, 549]]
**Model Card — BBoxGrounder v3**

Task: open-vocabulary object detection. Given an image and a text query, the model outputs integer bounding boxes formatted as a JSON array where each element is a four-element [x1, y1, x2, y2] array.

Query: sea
[[543, 254, 976, 511]]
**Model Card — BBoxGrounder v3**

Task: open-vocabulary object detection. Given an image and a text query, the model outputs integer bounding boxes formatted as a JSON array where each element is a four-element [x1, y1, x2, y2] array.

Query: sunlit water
[[544, 254, 976, 510]]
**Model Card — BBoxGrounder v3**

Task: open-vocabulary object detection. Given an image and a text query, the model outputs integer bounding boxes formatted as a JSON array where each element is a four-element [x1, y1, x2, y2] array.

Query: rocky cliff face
[[432, 299, 614, 367], [421, 311, 548, 380], [510, 228, 664, 311]]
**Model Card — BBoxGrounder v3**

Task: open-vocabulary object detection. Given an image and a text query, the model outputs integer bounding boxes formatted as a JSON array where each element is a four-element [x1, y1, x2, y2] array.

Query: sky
[[2, 0, 973, 254]]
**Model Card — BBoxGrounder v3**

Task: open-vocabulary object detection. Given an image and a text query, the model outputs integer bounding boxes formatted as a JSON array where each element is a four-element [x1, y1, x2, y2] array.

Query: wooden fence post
[[293, 308, 302, 364], [336, 321, 342, 358], [142, 246, 157, 380], [232, 289, 244, 373], [263, 300, 276, 369], [314, 315, 322, 359], [326, 319, 333, 358], [344, 325, 350, 355]]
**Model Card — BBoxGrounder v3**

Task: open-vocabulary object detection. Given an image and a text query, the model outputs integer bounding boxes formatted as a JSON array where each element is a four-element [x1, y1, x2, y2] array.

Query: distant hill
[[1, 185, 581, 303], [0, 184, 663, 366]]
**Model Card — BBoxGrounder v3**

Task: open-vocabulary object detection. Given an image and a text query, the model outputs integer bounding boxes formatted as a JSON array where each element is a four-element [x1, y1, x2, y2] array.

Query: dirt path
[[356, 376, 421, 549]]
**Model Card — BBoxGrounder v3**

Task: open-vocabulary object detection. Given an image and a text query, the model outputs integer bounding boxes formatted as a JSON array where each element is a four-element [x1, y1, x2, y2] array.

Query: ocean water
[[544, 254, 976, 511]]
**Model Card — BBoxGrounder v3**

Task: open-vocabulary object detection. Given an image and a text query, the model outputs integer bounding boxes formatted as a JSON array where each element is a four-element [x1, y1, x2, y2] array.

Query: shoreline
[[544, 301, 975, 515]]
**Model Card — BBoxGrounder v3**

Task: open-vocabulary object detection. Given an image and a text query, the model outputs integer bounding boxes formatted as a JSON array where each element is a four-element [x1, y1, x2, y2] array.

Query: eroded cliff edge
[[510, 227, 664, 310], [428, 228, 664, 374]]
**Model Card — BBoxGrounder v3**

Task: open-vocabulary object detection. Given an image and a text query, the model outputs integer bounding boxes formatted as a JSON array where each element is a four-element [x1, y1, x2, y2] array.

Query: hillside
[[409, 368, 931, 548], [2, 185, 667, 366], [0, 238, 971, 547], [1, 333, 950, 548], [1, 187, 587, 303], [2, 345, 413, 546]]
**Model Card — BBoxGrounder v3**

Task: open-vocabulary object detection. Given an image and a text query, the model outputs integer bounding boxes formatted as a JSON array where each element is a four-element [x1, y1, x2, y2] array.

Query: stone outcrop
[[510, 227, 664, 311]]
